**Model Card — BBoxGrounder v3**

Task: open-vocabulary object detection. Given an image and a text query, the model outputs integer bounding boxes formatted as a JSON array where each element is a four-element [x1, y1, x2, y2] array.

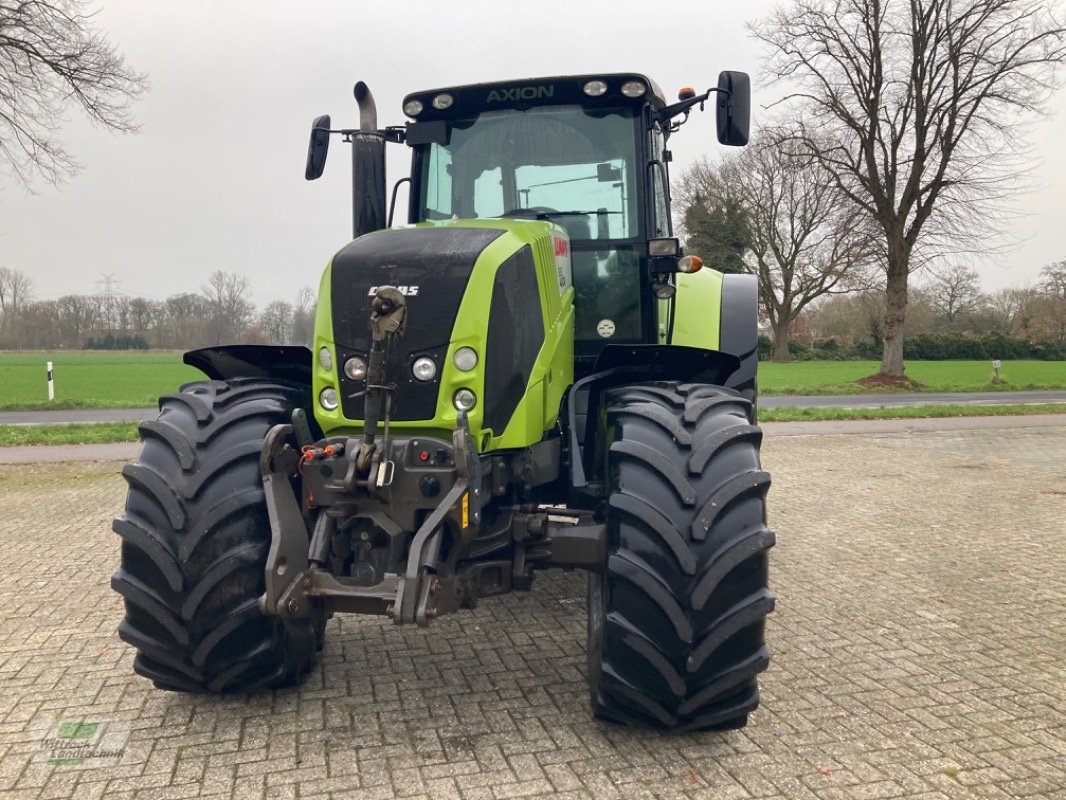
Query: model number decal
[[487, 85, 555, 103], [368, 286, 419, 296]]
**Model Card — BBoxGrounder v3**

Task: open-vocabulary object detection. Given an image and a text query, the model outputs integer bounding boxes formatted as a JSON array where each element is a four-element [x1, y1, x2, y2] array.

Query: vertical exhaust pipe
[[352, 81, 387, 239]]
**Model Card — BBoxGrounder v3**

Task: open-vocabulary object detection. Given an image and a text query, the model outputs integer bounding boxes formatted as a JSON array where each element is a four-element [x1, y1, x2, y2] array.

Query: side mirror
[[305, 114, 332, 180], [716, 71, 750, 147]]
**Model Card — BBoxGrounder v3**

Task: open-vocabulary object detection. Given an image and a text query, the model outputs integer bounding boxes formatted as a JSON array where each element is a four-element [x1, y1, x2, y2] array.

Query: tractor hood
[[330, 225, 504, 422]]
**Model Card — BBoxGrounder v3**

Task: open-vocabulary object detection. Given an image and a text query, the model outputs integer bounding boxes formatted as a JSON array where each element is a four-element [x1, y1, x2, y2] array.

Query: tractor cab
[[402, 76, 661, 350], [305, 72, 750, 375], [402, 73, 748, 366]]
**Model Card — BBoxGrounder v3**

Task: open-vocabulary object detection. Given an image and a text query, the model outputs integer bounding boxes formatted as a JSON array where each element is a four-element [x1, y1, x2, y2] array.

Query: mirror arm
[[656, 87, 729, 125], [318, 127, 403, 143]]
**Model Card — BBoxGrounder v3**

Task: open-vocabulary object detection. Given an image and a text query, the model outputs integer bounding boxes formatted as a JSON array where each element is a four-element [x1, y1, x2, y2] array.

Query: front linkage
[[259, 286, 606, 628]]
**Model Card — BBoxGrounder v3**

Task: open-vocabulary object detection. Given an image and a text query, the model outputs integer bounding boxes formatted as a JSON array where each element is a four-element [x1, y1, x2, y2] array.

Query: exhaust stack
[[352, 81, 387, 239]]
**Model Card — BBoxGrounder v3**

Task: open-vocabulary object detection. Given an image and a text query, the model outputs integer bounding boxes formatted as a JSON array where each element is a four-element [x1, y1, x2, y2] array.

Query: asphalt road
[[1, 389, 1063, 426], [3, 414, 1065, 464]]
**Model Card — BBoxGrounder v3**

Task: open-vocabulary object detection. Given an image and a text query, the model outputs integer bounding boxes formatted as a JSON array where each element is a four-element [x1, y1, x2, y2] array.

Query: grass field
[[757, 359, 1066, 394], [0, 351, 202, 410], [0, 350, 1064, 409]]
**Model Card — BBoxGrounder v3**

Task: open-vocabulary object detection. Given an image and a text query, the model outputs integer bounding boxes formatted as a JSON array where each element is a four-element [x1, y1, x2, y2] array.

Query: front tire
[[112, 379, 320, 692], [587, 382, 775, 731]]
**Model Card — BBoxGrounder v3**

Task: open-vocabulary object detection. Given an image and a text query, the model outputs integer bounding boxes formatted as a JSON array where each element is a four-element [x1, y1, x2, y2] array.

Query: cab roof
[[401, 73, 668, 122]]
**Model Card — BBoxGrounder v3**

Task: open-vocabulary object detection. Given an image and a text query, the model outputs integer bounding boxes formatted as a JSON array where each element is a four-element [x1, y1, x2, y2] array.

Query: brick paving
[[0, 425, 1063, 799]]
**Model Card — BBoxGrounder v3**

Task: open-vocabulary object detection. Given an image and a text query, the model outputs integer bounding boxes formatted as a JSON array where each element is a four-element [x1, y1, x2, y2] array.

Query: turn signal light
[[677, 255, 703, 274]]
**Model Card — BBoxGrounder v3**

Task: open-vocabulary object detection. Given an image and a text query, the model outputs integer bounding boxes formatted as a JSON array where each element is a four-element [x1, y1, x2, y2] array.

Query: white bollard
[[47, 361, 54, 402]]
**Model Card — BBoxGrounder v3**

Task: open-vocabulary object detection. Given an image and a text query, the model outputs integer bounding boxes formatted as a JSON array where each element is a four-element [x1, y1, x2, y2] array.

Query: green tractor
[[113, 72, 774, 731]]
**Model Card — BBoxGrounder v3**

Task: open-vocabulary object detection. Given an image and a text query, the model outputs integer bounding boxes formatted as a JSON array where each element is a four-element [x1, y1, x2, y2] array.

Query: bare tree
[[201, 270, 254, 345], [0, 0, 147, 185], [0, 266, 33, 323], [291, 286, 316, 346], [676, 135, 874, 360], [807, 286, 937, 344], [126, 296, 157, 337], [927, 264, 982, 323], [259, 300, 293, 344], [54, 293, 97, 346], [1031, 260, 1066, 341], [753, 0, 1065, 378], [986, 286, 1035, 336]]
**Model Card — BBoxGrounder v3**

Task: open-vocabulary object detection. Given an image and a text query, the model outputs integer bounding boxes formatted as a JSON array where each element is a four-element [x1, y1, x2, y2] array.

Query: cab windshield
[[417, 105, 643, 341]]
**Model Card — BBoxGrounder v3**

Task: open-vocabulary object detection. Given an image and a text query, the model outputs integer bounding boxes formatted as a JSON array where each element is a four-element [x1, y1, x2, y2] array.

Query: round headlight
[[453, 388, 477, 412], [319, 387, 338, 411], [583, 80, 608, 97], [318, 346, 332, 371], [403, 99, 423, 117], [412, 356, 437, 382], [453, 347, 478, 372], [432, 93, 454, 110], [343, 356, 367, 381], [621, 80, 646, 98]]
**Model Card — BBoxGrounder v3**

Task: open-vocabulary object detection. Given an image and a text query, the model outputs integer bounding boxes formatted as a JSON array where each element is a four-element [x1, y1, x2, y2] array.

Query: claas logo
[[368, 286, 419, 296]]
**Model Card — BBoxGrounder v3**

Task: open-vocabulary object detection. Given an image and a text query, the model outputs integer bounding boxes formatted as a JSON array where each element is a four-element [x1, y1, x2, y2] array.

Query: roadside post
[[47, 361, 54, 402], [992, 359, 1001, 383]]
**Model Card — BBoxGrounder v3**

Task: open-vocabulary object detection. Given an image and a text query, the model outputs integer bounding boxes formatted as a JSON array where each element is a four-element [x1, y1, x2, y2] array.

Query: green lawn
[[758, 359, 1066, 394], [0, 422, 141, 446], [0, 351, 1063, 410], [760, 403, 1066, 422], [0, 351, 200, 410]]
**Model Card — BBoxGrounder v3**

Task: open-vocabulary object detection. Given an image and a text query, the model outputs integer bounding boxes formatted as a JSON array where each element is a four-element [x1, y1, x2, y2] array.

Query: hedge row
[[83, 334, 150, 350], [759, 333, 1066, 361]]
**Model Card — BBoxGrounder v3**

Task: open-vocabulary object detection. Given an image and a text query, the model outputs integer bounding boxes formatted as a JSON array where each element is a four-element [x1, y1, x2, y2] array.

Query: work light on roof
[[582, 79, 608, 97], [403, 99, 423, 117], [621, 80, 646, 98], [432, 93, 454, 110]]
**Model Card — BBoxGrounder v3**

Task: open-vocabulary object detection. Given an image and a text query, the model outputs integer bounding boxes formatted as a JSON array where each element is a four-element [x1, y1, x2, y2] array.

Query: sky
[[2, 0, 1065, 309]]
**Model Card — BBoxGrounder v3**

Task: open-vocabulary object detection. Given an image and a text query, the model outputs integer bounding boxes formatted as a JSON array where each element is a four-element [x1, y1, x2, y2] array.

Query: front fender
[[184, 345, 312, 387]]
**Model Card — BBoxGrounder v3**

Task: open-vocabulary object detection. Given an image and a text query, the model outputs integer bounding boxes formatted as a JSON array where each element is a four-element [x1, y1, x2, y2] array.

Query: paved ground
[[0, 426, 1063, 799]]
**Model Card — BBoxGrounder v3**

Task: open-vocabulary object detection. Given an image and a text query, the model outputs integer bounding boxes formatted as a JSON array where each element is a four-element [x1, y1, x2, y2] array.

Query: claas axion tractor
[[113, 71, 775, 731]]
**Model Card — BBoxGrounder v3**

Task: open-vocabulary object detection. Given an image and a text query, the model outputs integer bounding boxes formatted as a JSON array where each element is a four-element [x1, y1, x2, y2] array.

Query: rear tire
[[587, 382, 775, 731], [112, 379, 321, 693]]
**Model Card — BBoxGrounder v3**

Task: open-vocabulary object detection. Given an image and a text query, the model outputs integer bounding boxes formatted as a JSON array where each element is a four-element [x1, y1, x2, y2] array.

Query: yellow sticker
[[461, 492, 469, 529]]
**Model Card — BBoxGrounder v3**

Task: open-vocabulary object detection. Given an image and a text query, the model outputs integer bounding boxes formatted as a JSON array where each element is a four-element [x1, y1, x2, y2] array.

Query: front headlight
[[344, 356, 367, 381], [453, 388, 477, 411], [319, 387, 338, 411], [453, 347, 478, 372], [412, 356, 437, 382]]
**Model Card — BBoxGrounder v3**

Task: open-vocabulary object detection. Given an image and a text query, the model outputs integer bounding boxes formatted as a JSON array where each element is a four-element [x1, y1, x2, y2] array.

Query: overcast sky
[[2, 0, 1065, 308]]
